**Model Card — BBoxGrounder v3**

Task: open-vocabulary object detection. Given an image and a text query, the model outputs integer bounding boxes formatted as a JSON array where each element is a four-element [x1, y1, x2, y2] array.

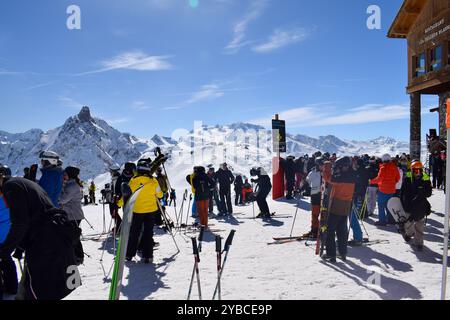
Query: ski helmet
[[110, 164, 120, 172], [381, 154, 391, 163], [250, 167, 260, 177], [411, 161, 424, 170], [39, 151, 60, 166], [136, 159, 152, 175], [124, 162, 137, 175], [0, 164, 11, 178]]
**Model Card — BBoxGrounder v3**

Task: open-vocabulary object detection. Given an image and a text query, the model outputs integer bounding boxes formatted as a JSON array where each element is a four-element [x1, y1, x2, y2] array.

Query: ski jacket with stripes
[[369, 162, 400, 195], [0, 195, 11, 245], [328, 169, 356, 217], [125, 175, 163, 214]]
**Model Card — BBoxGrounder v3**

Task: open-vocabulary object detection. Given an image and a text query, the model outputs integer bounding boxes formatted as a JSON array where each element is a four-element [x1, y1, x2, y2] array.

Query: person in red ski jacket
[[369, 154, 400, 226]]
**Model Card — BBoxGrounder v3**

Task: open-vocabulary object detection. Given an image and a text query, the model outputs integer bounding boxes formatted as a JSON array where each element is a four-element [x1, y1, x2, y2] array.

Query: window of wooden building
[[413, 53, 426, 78], [429, 45, 443, 72]]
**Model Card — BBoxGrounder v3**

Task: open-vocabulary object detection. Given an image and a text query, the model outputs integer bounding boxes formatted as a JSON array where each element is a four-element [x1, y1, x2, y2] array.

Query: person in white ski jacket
[[303, 158, 323, 238]]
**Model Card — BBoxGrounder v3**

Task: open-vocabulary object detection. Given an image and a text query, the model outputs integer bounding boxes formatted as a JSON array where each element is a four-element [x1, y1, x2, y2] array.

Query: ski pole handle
[[191, 237, 200, 262], [224, 230, 236, 252], [198, 226, 205, 252], [215, 235, 222, 253]]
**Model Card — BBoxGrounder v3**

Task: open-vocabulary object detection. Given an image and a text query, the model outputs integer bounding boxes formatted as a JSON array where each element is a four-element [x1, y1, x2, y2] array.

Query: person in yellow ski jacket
[[124, 158, 163, 264]]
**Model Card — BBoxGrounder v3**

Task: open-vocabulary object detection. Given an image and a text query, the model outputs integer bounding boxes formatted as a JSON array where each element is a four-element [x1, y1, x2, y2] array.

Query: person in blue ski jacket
[[38, 151, 64, 208]]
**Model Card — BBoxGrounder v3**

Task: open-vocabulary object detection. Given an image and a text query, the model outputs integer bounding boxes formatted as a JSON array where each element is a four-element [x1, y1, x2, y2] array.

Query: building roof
[[388, 0, 428, 38]]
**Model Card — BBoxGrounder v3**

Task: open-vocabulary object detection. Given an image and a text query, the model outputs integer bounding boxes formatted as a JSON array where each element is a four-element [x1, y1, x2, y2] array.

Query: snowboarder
[[322, 157, 356, 263], [369, 154, 400, 226], [400, 161, 432, 251], [123, 159, 163, 264], [0, 164, 81, 300], [192, 166, 214, 228], [215, 163, 235, 215], [250, 167, 272, 218], [38, 151, 64, 208], [59, 166, 85, 265]]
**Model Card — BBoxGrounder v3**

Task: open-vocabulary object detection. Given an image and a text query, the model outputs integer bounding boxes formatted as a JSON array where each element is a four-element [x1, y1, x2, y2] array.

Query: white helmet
[[381, 154, 391, 162], [39, 151, 60, 166]]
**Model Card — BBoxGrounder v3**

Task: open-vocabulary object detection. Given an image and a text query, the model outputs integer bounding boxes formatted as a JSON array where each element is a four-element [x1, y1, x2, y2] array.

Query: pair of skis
[[187, 229, 236, 300]]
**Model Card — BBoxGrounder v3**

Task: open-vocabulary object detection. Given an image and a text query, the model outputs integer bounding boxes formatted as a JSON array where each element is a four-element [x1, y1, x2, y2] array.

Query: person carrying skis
[[192, 166, 214, 228], [250, 167, 272, 218], [215, 163, 235, 216], [0, 164, 81, 300], [124, 158, 163, 264], [369, 154, 400, 226], [400, 161, 432, 251], [303, 157, 323, 238], [38, 151, 64, 208], [322, 157, 356, 263], [0, 167, 18, 300], [234, 175, 244, 206], [59, 166, 85, 265]]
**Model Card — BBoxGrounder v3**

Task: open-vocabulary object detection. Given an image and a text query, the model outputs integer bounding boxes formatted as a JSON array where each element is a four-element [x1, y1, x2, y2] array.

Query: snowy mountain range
[[1, 107, 411, 179]]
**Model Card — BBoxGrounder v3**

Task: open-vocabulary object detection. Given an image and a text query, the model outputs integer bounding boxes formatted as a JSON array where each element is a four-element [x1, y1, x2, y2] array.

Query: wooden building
[[388, 0, 450, 159]]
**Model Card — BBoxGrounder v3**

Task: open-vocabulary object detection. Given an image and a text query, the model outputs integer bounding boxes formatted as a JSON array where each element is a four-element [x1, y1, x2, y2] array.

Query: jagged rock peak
[[78, 106, 92, 123]]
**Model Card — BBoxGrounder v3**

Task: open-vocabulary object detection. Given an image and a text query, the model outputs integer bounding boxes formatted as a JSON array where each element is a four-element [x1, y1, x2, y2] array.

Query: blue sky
[[0, 0, 440, 141]]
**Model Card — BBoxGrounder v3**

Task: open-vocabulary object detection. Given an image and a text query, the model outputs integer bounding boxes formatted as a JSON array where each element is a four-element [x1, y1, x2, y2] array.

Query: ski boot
[[321, 254, 336, 263], [348, 239, 363, 247]]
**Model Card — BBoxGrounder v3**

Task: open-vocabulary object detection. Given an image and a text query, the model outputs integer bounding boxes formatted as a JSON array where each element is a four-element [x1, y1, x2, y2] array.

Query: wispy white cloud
[[250, 103, 412, 128], [186, 84, 225, 105], [104, 117, 130, 125], [131, 100, 153, 111], [252, 27, 310, 53], [76, 51, 173, 76], [225, 0, 269, 53], [57, 96, 84, 110]]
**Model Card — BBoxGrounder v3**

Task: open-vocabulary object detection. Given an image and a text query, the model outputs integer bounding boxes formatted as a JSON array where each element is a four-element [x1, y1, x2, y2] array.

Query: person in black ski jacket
[[234, 175, 244, 206], [0, 165, 81, 300], [207, 168, 220, 214], [192, 167, 214, 228], [215, 163, 235, 215], [250, 167, 272, 218], [112, 162, 136, 232], [281, 156, 296, 200]]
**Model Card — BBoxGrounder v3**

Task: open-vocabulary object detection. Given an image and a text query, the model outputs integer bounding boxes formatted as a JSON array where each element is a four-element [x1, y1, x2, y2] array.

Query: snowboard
[[108, 185, 142, 300], [387, 197, 410, 226]]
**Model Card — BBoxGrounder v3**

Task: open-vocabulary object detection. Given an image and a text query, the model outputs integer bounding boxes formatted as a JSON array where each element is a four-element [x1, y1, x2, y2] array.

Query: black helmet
[[250, 167, 260, 177], [136, 159, 152, 175], [124, 162, 137, 174], [0, 164, 12, 177], [64, 166, 80, 179], [334, 157, 351, 168], [314, 151, 323, 158], [196, 166, 206, 174]]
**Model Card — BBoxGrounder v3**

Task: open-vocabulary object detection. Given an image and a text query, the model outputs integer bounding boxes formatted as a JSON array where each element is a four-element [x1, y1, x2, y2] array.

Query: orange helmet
[[411, 161, 423, 170]]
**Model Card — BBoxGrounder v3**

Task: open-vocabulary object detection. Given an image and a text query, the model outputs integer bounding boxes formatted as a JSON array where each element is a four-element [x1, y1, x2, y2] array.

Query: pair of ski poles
[[187, 229, 236, 300]]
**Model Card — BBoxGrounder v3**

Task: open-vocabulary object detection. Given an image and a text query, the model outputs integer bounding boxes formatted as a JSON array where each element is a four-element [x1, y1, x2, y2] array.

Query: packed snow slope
[[69, 189, 448, 300], [1, 107, 417, 181]]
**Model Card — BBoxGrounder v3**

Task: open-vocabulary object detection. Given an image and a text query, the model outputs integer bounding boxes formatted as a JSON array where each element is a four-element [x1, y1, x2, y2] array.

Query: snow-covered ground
[[68, 188, 449, 300]]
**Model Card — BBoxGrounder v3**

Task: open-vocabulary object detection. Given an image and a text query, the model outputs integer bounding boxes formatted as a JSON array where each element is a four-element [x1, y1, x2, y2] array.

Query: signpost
[[442, 98, 450, 300]]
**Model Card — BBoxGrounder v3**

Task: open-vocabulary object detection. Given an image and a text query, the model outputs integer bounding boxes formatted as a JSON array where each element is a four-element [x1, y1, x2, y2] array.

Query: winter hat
[[65, 166, 80, 179], [381, 154, 391, 162]]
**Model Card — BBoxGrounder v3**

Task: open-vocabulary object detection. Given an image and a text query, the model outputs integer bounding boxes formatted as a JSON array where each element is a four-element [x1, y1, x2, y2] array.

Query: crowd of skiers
[[280, 151, 436, 263]]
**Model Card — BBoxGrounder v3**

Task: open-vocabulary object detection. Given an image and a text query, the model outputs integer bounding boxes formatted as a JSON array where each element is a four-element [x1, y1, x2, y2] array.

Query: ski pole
[[187, 237, 202, 300], [83, 217, 95, 230], [198, 226, 205, 253], [212, 230, 236, 300], [157, 199, 180, 253], [289, 200, 300, 237], [185, 194, 192, 232], [215, 235, 222, 300], [102, 200, 107, 233]]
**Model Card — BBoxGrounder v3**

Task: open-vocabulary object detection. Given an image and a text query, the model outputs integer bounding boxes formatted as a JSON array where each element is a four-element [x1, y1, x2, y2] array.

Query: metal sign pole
[[441, 98, 450, 300]]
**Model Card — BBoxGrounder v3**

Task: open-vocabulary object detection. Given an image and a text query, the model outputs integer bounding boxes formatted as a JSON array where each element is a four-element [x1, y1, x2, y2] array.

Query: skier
[[348, 158, 365, 245], [365, 157, 380, 217], [0, 164, 81, 300], [124, 159, 163, 264], [0, 168, 18, 300], [113, 162, 136, 233], [38, 151, 64, 208], [89, 181, 96, 204], [186, 168, 198, 218], [234, 175, 244, 206], [430, 151, 444, 189], [192, 166, 214, 228], [322, 157, 356, 263], [250, 167, 272, 218], [400, 161, 432, 251], [59, 166, 85, 265], [369, 154, 400, 226], [215, 163, 235, 216], [207, 168, 220, 214], [303, 158, 323, 238], [281, 156, 296, 200]]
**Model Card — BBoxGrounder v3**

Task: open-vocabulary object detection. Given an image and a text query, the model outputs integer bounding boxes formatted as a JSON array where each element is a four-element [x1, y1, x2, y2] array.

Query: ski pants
[[219, 189, 233, 214], [196, 200, 209, 227], [325, 213, 348, 258], [404, 218, 425, 246], [109, 203, 122, 231], [311, 193, 321, 229], [191, 195, 197, 217], [0, 251, 18, 299], [377, 191, 394, 224], [256, 192, 270, 215], [127, 212, 156, 260], [295, 173, 303, 190], [235, 189, 243, 206], [367, 187, 377, 216], [209, 190, 220, 213], [286, 178, 295, 197], [349, 203, 363, 242]]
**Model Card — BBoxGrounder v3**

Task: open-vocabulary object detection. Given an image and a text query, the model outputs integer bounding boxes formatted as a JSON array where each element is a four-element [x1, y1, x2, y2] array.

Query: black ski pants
[[219, 189, 233, 214], [127, 212, 156, 260], [235, 189, 243, 205], [0, 251, 18, 300], [209, 190, 220, 213], [325, 213, 348, 258], [256, 191, 270, 215]]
